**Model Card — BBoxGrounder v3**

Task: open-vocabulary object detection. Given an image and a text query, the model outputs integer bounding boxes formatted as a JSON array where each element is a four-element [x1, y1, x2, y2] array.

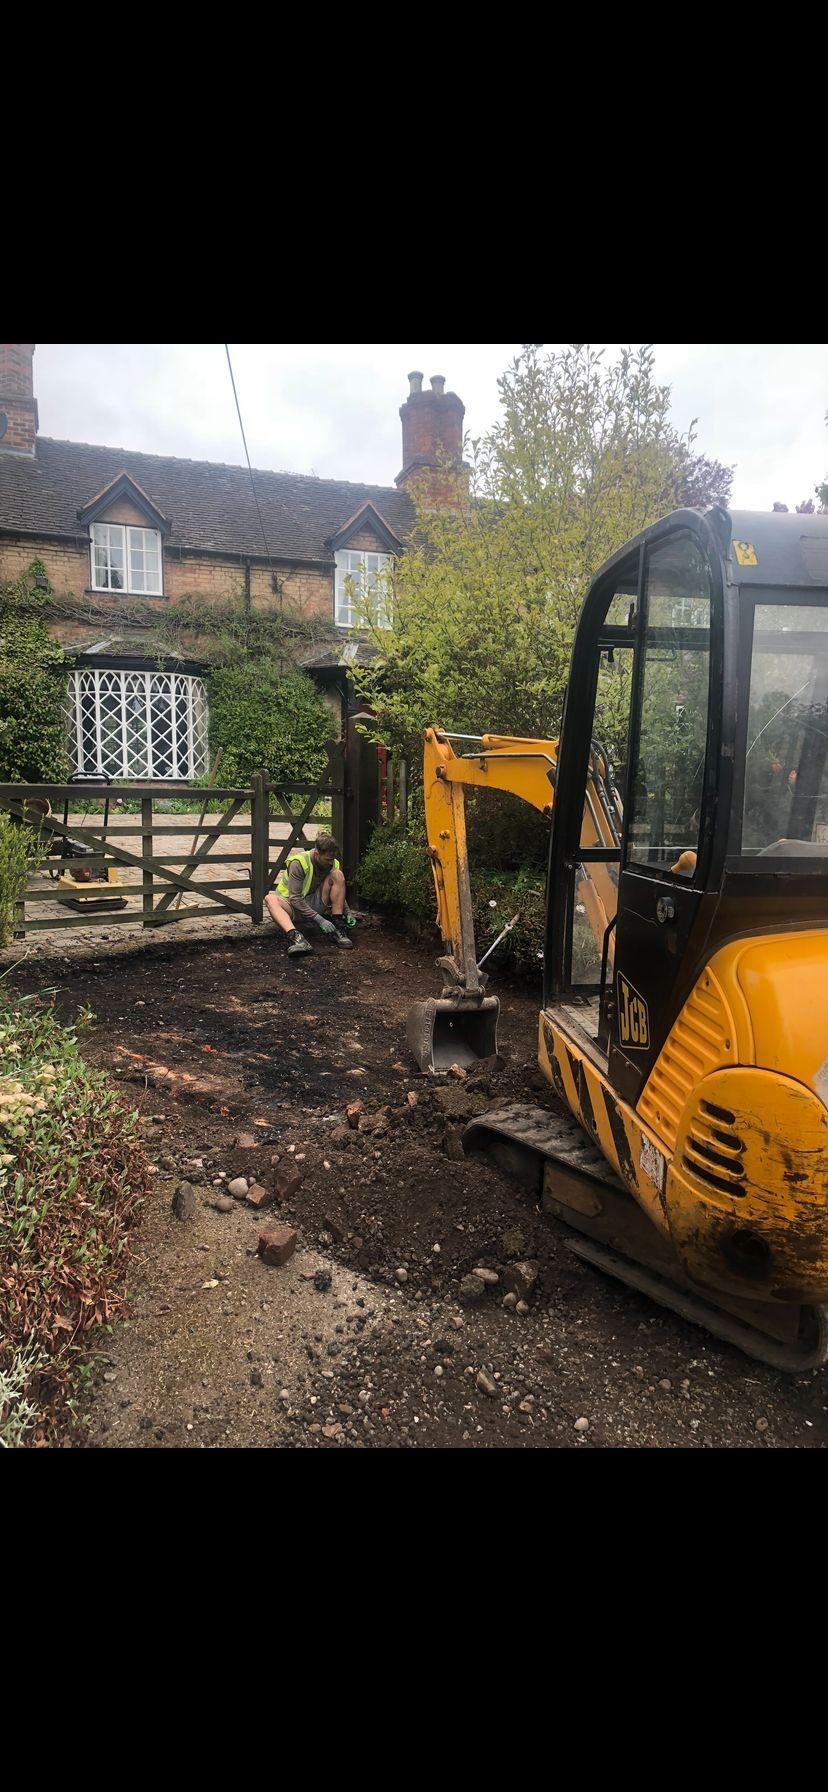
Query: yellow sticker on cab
[[733, 540, 758, 567]]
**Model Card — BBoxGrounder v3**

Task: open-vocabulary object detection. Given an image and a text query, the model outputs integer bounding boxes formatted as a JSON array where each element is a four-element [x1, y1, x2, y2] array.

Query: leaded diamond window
[[66, 670, 209, 779]]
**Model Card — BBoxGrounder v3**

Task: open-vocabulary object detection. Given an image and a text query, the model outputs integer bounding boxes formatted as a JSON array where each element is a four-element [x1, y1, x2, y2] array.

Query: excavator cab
[[545, 508, 828, 1102], [410, 507, 828, 1366]]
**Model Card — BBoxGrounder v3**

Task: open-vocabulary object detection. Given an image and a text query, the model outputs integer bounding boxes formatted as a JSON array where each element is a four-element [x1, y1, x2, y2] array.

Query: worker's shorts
[[280, 888, 352, 920]]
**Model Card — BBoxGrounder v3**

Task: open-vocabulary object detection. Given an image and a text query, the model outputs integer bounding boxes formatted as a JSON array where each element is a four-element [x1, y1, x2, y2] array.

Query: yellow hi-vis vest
[[276, 847, 340, 900]]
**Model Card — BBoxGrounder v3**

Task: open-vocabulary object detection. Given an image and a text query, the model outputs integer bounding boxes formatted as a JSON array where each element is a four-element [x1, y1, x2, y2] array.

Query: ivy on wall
[[0, 563, 341, 786], [0, 563, 71, 782]]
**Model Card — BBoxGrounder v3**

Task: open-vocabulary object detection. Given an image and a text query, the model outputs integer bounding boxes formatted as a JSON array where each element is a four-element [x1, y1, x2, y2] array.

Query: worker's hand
[[315, 916, 337, 935]]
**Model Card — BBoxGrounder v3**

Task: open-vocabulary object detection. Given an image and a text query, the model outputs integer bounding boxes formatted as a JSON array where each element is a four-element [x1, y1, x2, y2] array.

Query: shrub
[[0, 814, 41, 948], [0, 565, 71, 783], [358, 821, 547, 980], [358, 821, 434, 923], [0, 997, 149, 1444], [465, 788, 549, 872], [207, 664, 335, 788]]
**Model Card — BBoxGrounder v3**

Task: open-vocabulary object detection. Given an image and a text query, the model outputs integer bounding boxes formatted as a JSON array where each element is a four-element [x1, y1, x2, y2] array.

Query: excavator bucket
[[406, 995, 500, 1073]]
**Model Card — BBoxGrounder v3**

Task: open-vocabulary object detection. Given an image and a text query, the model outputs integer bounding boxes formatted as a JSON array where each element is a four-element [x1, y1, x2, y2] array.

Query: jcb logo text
[[617, 974, 650, 1050]]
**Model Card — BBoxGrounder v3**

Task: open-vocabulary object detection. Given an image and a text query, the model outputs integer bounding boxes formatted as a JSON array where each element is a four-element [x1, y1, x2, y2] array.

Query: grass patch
[[0, 996, 149, 1446]]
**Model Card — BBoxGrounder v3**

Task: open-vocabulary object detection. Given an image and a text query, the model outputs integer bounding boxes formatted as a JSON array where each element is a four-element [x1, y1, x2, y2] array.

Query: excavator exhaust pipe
[[406, 996, 500, 1073]]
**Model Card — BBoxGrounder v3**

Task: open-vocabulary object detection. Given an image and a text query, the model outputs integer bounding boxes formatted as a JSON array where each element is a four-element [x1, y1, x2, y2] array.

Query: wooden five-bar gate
[[1, 742, 349, 938]]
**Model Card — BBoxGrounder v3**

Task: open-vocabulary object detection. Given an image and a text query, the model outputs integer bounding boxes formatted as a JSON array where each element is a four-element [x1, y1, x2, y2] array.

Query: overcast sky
[[32, 343, 828, 513]]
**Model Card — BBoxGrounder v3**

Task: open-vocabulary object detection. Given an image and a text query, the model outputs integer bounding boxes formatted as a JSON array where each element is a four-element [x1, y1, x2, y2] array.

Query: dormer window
[[334, 549, 391, 628], [90, 522, 162, 595]]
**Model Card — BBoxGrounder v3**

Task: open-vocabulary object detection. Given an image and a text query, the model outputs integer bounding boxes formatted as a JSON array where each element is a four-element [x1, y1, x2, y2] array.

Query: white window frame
[[90, 522, 163, 596], [334, 548, 392, 629], [65, 670, 209, 780]]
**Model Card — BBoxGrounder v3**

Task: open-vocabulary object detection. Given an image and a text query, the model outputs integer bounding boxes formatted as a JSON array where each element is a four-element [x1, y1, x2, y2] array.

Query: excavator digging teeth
[[406, 996, 500, 1073]]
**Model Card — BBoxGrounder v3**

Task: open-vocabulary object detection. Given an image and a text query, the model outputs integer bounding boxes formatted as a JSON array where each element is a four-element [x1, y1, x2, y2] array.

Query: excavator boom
[[408, 727, 621, 1071]]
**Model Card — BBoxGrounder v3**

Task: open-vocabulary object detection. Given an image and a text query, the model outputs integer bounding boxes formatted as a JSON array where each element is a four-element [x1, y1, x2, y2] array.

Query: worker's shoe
[[285, 929, 313, 956], [331, 916, 353, 949]]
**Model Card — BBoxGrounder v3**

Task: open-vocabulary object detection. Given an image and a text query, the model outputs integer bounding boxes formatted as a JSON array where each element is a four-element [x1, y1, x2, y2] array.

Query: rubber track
[[463, 1100, 625, 1190], [463, 1102, 828, 1370]]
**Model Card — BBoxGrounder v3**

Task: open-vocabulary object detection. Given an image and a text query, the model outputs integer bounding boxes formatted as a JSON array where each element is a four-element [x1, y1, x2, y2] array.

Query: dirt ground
[[7, 918, 828, 1449]]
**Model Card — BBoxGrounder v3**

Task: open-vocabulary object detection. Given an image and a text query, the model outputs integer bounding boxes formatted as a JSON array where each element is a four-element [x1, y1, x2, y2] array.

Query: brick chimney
[[396, 370, 467, 508], [0, 344, 38, 455]]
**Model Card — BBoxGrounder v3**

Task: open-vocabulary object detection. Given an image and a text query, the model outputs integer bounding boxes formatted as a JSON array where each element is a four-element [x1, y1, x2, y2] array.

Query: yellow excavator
[[407, 506, 828, 1368]]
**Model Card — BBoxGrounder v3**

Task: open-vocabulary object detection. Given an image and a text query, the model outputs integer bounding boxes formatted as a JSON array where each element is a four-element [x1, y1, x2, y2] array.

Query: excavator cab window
[[740, 598, 828, 854], [625, 535, 712, 877], [550, 569, 639, 1041], [547, 523, 721, 1081]]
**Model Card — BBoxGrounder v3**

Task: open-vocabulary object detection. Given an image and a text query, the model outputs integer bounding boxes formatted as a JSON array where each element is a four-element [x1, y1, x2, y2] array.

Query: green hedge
[[358, 821, 547, 978], [206, 665, 335, 787], [0, 568, 71, 784]]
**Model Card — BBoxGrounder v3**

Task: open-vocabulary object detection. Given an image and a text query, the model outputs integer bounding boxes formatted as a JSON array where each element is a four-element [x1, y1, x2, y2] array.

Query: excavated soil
[[8, 919, 828, 1449]]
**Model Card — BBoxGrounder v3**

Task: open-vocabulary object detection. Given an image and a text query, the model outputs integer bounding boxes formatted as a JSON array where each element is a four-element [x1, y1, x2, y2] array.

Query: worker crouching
[[265, 831, 355, 956]]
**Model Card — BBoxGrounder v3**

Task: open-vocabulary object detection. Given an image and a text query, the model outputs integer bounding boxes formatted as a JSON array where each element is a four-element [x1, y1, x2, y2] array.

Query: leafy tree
[[673, 449, 733, 511], [354, 344, 732, 764]]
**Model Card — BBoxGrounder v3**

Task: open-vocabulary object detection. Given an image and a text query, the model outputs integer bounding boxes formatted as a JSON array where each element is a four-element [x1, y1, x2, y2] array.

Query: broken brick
[[275, 1165, 303, 1202], [258, 1225, 298, 1267], [245, 1183, 271, 1210], [346, 1100, 364, 1129]]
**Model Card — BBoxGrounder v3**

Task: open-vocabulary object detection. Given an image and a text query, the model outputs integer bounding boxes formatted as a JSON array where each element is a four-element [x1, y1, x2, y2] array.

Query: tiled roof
[[0, 437, 415, 562]]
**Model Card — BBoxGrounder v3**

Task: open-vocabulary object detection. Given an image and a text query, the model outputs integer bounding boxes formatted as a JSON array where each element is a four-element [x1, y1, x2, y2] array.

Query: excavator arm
[[407, 727, 623, 1070]]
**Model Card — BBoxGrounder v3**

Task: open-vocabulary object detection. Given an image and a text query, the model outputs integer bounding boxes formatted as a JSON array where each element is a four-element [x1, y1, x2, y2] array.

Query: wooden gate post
[[141, 797, 154, 927], [329, 739, 345, 863], [250, 772, 267, 924], [344, 711, 382, 890]]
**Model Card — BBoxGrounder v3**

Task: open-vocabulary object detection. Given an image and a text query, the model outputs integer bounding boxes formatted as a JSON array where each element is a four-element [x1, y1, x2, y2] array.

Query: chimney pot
[[397, 369, 466, 510]]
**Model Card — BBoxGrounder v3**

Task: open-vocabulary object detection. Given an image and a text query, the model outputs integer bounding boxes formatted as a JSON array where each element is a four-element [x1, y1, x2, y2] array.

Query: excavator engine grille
[[682, 1099, 747, 1198]]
